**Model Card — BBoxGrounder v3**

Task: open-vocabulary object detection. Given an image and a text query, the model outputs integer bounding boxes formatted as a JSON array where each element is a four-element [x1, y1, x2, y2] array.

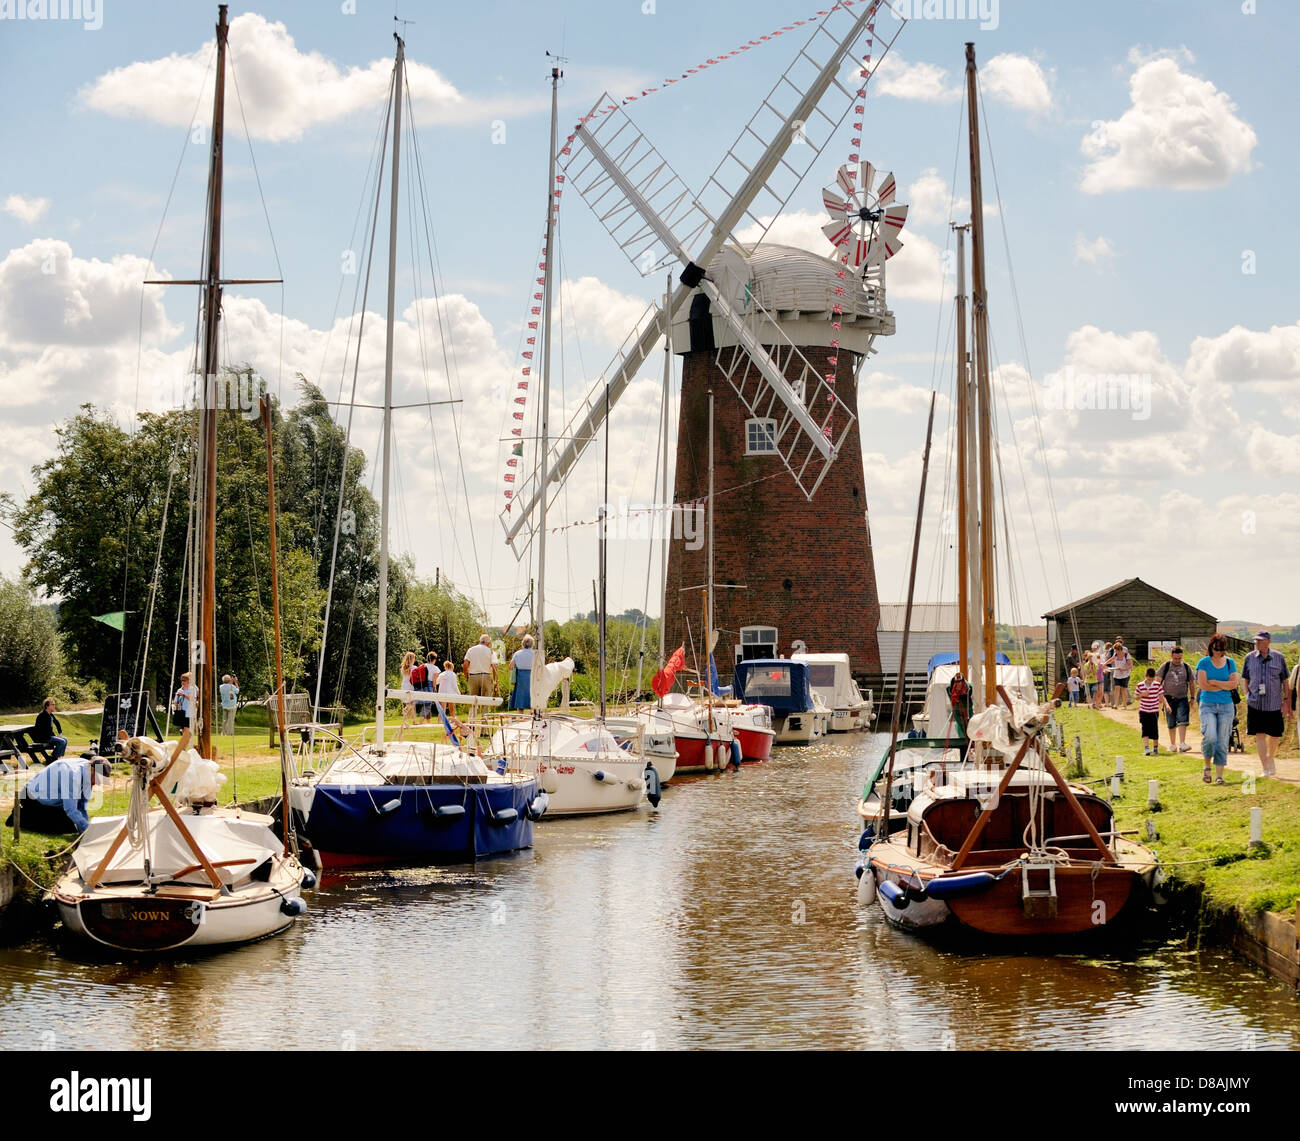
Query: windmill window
[[745, 418, 777, 455]]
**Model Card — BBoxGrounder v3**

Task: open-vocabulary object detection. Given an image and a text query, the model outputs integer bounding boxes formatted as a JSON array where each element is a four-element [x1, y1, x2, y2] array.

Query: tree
[[0, 576, 64, 709]]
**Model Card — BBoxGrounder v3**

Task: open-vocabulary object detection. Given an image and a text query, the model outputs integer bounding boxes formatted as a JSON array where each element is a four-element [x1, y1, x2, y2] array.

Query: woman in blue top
[[1196, 634, 1238, 785], [509, 635, 535, 711]]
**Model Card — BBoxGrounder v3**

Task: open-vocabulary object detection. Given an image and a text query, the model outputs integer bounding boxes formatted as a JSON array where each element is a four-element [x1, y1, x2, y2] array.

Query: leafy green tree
[[0, 576, 64, 709]]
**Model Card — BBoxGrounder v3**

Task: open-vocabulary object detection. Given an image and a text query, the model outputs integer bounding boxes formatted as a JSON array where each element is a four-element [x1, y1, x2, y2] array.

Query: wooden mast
[[260, 395, 291, 854], [965, 42, 998, 707], [953, 222, 970, 681], [375, 32, 403, 742], [196, 3, 230, 760]]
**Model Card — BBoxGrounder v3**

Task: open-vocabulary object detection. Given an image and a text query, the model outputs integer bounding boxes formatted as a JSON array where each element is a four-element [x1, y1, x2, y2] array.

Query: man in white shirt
[[463, 634, 498, 700]]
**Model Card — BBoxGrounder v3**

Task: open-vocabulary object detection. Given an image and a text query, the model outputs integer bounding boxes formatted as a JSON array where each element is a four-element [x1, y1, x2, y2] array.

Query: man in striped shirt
[[1134, 668, 1168, 756]]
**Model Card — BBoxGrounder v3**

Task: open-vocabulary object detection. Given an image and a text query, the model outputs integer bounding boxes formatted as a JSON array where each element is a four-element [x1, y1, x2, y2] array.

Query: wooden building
[[1041, 578, 1218, 682]]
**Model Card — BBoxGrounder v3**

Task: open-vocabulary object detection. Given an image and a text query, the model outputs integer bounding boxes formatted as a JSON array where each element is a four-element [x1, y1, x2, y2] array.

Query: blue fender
[[490, 807, 519, 825], [857, 826, 875, 851], [526, 790, 549, 821], [644, 764, 662, 808], [280, 897, 307, 917], [878, 880, 909, 909], [919, 872, 997, 899], [299, 869, 317, 891], [729, 740, 743, 769]]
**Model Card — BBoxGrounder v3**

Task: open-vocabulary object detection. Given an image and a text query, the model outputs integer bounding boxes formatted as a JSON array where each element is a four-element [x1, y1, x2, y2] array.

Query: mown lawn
[[1055, 705, 1300, 914]]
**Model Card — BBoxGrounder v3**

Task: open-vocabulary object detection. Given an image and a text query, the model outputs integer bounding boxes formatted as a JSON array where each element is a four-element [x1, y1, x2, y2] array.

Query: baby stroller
[[1229, 689, 1244, 753]]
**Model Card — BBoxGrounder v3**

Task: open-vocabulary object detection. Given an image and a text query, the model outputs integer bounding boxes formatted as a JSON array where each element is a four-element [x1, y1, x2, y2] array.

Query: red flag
[[651, 645, 686, 698]]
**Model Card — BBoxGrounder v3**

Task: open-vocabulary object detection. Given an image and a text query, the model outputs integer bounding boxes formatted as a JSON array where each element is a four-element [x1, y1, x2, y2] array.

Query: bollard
[[1114, 755, 1125, 781], [1249, 806, 1263, 848], [1147, 779, 1160, 811]]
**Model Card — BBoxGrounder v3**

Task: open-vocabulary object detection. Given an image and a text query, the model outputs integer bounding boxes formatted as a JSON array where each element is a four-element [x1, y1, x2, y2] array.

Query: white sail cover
[[923, 663, 1037, 737], [530, 657, 575, 711], [73, 810, 282, 887]]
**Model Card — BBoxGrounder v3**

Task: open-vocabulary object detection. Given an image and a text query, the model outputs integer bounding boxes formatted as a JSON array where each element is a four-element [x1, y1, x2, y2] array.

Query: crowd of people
[[397, 633, 538, 730], [1064, 632, 1295, 783]]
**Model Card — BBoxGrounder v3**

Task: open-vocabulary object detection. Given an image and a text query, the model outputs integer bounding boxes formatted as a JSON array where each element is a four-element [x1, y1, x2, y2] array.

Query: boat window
[[807, 663, 837, 688], [742, 666, 792, 697], [744, 417, 777, 455]]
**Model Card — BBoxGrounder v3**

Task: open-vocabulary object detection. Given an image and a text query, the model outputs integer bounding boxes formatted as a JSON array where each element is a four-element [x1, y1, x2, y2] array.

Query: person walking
[[1086, 643, 1102, 709], [1100, 642, 1115, 708], [1241, 630, 1290, 778], [33, 697, 69, 761], [1135, 668, 1167, 755], [1066, 667, 1083, 707], [218, 674, 240, 736], [398, 651, 418, 732], [422, 651, 438, 724], [173, 672, 197, 731], [1196, 634, 1238, 785], [1110, 639, 1134, 709], [1157, 647, 1195, 753]]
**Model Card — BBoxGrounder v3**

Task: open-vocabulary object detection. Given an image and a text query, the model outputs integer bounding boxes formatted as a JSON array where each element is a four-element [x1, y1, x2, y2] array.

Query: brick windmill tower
[[664, 209, 899, 678], [498, 4, 906, 683]]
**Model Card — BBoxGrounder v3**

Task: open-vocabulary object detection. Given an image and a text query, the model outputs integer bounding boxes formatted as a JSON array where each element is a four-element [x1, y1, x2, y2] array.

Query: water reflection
[[1, 732, 1296, 1050]]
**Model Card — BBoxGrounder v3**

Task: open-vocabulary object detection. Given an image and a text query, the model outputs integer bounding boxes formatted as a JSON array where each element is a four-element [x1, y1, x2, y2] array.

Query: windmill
[[501, 1, 907, 680]]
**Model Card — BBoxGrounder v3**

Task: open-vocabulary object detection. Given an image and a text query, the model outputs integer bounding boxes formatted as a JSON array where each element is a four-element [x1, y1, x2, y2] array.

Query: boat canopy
[[733, 659, 814, 714], [926, 650, 1010, 674], [922, 662, 1037, 739], [792, 651, 863, 709]]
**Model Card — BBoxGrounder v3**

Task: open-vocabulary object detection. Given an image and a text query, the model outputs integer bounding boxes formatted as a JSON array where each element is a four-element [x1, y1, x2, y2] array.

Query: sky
[[1, 0, 1297, 639]]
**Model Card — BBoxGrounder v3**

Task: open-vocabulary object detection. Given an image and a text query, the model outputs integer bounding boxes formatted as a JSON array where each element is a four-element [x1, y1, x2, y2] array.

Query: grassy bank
[[1055, 706, 1300, 914]]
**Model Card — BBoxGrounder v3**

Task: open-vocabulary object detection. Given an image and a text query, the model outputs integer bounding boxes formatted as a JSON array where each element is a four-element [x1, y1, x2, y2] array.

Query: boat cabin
[[921, 660, 1036, 738], [792, 651, 864, 712], [732, 658, 815, 715]]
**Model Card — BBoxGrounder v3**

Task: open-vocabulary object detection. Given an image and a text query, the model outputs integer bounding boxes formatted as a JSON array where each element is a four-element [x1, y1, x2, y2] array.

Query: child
[[1066, 667, 1083, 706], [1134, 667, 1167, 756], [1083, 652, 1099, 708]]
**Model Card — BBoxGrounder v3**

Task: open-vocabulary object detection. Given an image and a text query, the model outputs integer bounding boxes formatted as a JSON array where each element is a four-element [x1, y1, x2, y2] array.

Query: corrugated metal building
[[876, 603, 960, 675]]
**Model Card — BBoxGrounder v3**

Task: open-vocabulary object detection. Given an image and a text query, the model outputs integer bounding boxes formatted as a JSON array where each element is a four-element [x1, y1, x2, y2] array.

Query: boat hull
[[774, 710, 826, 744], [294, 778, 537, 868], [734, 726, 774, 762], [830, 705, 872, 732], [55, 861, 304, 953], [539, 757, 646, 816], [672, 732, 735, 774]]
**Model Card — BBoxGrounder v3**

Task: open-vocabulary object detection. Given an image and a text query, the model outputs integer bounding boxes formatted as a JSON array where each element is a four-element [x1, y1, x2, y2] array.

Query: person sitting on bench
[[33, 697, 68, 761], [6, 757, 107, 833]]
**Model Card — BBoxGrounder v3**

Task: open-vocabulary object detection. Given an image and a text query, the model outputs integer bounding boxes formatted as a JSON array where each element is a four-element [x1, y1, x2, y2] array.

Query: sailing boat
[[859, 45, 1157, 937], [488, 62, 655, 817], [288, 32, 545, 865], [53, 5, 307, 952]]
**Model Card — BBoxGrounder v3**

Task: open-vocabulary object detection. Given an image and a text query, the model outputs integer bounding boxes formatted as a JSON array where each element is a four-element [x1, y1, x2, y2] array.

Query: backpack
[[410, 663, 427, 686]]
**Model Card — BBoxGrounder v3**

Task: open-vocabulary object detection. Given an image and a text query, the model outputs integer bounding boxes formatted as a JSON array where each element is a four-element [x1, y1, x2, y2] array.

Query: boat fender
[[491, 807, 519, 825], [729, 740, 743, 769], [922, 872, 998, 899], [377, 798, 401, 815], [854, 861, 864, 879], [593, 769, 608, 782], [541, 771, 559, 795], [432, 804, 467, 821], [280, 896, 307, 917], [857, 826, 875, 851], [857, 869, 876, 906], [644, 764, 662, 808], [527, 790, 549, 821], [299, 869, 317, 891], [716, 742, 729, 770], [878, 880, 909, 910], [906, 886, 929, 904]]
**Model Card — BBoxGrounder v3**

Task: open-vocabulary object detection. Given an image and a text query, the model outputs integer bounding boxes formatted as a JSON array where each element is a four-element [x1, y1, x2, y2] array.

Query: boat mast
[[953, 222, 969, 682], [375, 33, 404, 742], [965, 42, 998, 707], [706, 386, 715, 720], [260, 395, 292, 854], [534, 62, 561, 686], [196, 3, 229, 760], [598, 366, 609, 721], [656, 275, 672, 705]]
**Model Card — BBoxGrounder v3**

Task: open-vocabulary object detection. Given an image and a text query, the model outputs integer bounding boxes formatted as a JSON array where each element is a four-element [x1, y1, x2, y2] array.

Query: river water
[[2, 732, 1297, 1050]]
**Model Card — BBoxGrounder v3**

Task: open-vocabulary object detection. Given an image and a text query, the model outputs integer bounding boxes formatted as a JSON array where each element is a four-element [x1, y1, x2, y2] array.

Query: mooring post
[[1249, 806, 1263, 848], [1147, 779, 1160, 811]]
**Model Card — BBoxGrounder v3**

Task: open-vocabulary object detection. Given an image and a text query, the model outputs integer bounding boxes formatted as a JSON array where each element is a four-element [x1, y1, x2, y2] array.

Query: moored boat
[[733, 658, 827, 745], [794, 652, 874, 731]]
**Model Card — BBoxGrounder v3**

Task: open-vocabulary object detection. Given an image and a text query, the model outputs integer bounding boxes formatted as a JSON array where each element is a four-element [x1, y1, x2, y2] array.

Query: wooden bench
[[0, 725, 54, 769]]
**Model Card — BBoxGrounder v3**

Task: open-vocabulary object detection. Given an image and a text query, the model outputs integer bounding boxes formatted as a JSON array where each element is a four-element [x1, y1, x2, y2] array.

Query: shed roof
[[1041, 577, 1216, 624], [878, 603, 959, 632]]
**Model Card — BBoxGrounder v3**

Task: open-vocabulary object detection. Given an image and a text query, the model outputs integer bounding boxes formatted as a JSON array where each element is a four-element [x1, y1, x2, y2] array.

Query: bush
[[0, 576, 64, 709]]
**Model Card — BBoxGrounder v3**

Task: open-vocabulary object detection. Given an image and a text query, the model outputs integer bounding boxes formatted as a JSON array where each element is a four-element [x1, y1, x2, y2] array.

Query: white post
[[1147, 779, 1160, 810], [1249, 806, 1263, 847], [1114, 755, 1124, 781]]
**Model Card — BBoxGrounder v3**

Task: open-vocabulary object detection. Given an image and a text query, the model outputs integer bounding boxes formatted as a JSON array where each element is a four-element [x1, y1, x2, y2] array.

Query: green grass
[[1055, 706, 1300, 914]]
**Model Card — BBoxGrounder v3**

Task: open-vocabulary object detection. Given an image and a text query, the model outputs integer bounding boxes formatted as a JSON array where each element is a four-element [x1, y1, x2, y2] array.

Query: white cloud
[[735, 209, 829, 257], [981, 54, 1054, 114], [1185, 321, 1300, 387], [557, 276, 653, 349], [907, 170, 963, 228], [1080, 55, 1257, 193], [1073, 234, 1115, 266], [79, 12, 522, 142], [871, 53, 960, 104], [3, 194, 50, 225], [885, 230, 947, 302]]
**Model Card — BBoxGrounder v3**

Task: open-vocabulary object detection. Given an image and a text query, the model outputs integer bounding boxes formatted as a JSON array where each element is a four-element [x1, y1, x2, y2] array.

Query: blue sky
[[2, 0, 1297, 636]]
